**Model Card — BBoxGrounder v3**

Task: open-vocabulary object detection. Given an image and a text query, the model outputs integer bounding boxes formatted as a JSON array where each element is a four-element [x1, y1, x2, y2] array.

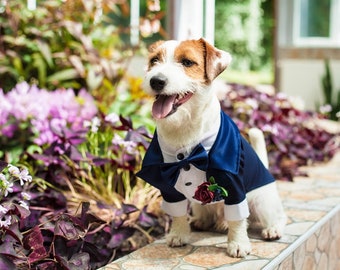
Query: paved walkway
[[101, 152, 340, 270]]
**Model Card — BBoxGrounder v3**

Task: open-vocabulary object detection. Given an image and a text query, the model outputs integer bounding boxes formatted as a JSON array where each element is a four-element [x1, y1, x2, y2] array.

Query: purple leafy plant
[[0, 162, 163, 269], [0, 82, 164, 269], [220, 83, 339, 181]]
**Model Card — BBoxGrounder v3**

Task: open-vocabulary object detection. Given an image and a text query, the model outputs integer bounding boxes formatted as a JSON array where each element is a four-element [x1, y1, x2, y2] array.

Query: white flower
[[125, 141, 138, 155], [245, 98, 259, 109], [0, 215, 12, 228], [0, 173, 6, 182], [287, 96, 305, 111], [1, 179, 13, 197], [105, 113, 119, 125], [336, 111, 340, 119], [19, 200, 29, 210], [0, 205, 8, 215], [262, 124, 279, 136], [112, 134, 124, 144], [17, 168, 32, 186], [8, 164, 20, 176], [21, 192, 31, 201], [84, 116, 101, 133], [0, 173, 13, 198], [6, 165, 32, 186], [112, 134, 138, 155], [319, 104, 332, 114], [277, 92, 288, 99]]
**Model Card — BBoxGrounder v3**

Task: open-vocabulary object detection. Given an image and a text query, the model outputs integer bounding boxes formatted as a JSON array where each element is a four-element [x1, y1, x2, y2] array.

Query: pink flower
[[1, 83, 98, 145]]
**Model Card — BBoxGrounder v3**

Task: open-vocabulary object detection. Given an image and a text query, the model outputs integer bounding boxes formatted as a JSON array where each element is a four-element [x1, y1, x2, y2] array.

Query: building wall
[[278, 59, 340, 110], [275, 0, 340, 111]]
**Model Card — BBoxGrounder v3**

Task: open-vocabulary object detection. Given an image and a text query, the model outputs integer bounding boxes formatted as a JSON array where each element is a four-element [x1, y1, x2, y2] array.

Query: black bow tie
[[160, 144, 208, 184]]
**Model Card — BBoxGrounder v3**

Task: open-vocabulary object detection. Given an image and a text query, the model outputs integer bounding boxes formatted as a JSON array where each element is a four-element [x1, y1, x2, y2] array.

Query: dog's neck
[[155, 92, 221, 151], [158, 112, 220, 163]]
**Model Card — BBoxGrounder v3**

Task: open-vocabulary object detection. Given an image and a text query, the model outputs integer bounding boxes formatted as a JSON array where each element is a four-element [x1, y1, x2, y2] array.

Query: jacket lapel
[[208, 111, 240, 174]]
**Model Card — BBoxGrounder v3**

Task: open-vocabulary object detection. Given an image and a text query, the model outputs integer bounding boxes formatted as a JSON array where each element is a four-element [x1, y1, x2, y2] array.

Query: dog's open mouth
[[152, 92, 194, 119]]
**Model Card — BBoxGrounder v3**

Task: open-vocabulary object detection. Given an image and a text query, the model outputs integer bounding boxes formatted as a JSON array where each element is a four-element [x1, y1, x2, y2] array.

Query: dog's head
[[143, 38, 232, 121]]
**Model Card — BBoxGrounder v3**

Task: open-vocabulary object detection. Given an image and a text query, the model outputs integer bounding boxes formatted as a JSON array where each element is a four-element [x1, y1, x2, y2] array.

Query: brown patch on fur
[[146, 38, 228, 82], [174, 40, 207, 82], [147, 40, 166, 71]]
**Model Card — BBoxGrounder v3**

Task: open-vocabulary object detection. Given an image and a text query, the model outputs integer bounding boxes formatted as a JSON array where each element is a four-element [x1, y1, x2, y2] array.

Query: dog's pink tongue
[[152, 95, 177, 119]]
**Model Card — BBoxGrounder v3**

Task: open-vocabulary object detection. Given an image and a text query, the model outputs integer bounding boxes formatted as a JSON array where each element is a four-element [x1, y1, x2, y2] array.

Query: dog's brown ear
[[199, 38, 232, 83]]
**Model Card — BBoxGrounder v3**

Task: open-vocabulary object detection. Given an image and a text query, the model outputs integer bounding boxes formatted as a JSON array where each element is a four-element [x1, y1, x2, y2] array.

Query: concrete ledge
[[101, 153, 340, 270]]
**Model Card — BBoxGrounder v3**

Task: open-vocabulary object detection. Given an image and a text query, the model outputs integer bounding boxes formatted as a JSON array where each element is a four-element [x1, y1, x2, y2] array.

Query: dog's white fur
[[143, 38, 286, 257]]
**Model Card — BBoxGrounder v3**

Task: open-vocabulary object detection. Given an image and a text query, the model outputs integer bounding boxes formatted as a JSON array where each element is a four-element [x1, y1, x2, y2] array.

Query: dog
[[137, 38, 286, 258]]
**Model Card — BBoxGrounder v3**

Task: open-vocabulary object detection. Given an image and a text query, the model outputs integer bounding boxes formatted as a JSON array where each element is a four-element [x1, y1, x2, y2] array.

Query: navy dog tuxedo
[[137, 111, 274, 221]]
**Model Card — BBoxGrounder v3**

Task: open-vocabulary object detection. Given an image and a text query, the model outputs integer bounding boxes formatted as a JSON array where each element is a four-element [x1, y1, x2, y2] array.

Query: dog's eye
[[181, 58, 195, 67], [150, 57, 159, 66]]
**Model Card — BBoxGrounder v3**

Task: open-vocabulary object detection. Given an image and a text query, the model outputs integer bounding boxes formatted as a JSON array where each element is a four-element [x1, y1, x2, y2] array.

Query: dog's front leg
[[226, 219, 251, 257], [166, 215, 191, 247]]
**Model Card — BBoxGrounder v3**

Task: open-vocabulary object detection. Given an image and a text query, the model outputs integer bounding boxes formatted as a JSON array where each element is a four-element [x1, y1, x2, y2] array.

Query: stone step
[[100, 153, 340, 270]]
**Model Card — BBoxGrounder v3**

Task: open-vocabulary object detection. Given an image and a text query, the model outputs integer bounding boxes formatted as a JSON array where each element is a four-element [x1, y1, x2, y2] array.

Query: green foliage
[[320, 59, 340, 120], [259, 0, 274, 69], [0, 2, 165, 265], [0, 0, 131, 92], [67, 114, 151, 207], [323, 60, 333, 103], [107, 0, 167, 46], [215, 0, 273, 72]]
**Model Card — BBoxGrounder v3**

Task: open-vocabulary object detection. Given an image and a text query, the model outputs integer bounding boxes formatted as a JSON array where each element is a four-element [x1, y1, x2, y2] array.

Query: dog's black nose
[[150, 75, 168, 91]]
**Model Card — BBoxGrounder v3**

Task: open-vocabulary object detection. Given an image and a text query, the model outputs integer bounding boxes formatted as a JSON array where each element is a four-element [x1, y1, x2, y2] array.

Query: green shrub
[[0, 0, 130, 93], [215, 0, 274, 73]]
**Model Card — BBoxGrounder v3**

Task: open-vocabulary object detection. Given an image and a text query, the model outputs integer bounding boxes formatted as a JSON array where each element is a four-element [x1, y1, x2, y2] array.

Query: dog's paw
[[262, 226, 283, 240], [226, 241, 251, 258], [166, 233, 188, 247]]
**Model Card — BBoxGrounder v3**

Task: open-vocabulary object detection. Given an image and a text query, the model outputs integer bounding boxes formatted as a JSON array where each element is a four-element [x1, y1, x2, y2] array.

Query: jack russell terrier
[[137, 38, 286, 258]]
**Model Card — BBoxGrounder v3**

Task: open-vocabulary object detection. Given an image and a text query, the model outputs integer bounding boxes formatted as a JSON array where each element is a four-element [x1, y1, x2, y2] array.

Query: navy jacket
[[137, 111, 274, 214]]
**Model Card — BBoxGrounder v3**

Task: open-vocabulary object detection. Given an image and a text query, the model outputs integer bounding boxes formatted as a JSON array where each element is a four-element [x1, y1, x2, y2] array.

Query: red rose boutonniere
[[193, 177, 228, 205]]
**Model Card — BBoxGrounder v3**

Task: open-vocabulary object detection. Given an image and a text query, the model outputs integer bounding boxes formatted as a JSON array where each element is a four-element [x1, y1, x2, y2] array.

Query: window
[[294, 0, 340, 47]]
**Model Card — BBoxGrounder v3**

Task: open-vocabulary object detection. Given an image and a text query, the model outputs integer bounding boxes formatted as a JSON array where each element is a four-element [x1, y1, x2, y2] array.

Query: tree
[[215, 0, 273, 72]]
